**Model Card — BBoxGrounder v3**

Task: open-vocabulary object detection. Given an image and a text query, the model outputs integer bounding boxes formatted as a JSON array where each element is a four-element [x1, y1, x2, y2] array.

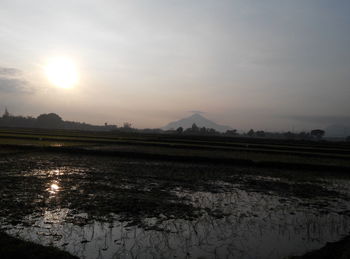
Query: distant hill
[[163, 113, 232, 132]]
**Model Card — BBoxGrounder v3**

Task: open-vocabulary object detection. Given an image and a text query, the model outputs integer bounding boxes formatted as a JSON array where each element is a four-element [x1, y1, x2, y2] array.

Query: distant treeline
[[165, 123, 327, 141], [0, 109, 339, 140], [0, 109, 116, 131]]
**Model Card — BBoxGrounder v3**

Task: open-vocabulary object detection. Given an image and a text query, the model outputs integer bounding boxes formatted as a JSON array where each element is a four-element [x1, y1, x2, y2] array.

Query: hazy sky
[[1, 0, 349, 131]]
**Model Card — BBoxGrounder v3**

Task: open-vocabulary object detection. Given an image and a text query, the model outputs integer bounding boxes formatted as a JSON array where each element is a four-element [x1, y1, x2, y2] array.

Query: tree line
[[0, 109, 117, 131], [167, 123, 327, 141], [0, 109, 339, 141]]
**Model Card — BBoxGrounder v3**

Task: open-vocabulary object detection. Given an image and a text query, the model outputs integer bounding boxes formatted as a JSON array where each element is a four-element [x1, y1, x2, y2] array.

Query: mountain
[[163, 113, 232, 132]]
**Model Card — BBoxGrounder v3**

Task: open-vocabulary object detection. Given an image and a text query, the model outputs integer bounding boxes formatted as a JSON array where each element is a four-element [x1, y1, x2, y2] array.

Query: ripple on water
[[3, 185, 350, 259]]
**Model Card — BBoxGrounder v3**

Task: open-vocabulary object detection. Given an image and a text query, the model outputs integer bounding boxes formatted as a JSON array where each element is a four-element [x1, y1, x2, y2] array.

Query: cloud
[[0, 67, 21, 76], [0, 77, 32, 93], [0, 67, 33, 94]]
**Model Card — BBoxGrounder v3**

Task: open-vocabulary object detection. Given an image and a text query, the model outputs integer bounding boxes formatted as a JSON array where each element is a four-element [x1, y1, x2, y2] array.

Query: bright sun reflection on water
[[49, 183, 60, 194]]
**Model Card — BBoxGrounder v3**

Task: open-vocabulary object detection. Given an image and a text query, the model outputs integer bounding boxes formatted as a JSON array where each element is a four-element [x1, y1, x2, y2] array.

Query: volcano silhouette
[[163, 113, 232, 132]]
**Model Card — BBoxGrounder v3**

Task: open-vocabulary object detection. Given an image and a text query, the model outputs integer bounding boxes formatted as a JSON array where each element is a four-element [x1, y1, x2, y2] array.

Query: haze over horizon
[[1, 1, 350, 131]]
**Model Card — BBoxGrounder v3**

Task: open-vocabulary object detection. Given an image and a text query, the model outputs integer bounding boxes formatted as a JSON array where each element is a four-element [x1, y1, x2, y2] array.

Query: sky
[[0, 0, 349, 131]]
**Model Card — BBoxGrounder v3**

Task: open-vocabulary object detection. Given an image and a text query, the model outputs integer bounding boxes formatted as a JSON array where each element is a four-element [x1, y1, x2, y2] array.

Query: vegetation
[[0, 109, 117, 131], [1, 125, 349, 258], [0, 109, 333, 141], [1, 127, 349, 170], [310, 129, 326, 140]]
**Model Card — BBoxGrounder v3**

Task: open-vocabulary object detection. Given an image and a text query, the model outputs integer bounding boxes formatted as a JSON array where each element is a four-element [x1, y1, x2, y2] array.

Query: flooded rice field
[[1, 152, 350, 258]]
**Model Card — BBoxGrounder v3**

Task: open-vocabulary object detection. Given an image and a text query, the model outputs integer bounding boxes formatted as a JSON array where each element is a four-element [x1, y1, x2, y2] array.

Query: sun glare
[[48, 182, 60, 194], [51, 183, 59, 191], [45, 57, 78, 88]]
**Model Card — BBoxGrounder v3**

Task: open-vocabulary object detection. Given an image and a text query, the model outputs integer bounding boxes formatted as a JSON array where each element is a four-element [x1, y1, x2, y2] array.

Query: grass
[[1, 127, 350, 170]]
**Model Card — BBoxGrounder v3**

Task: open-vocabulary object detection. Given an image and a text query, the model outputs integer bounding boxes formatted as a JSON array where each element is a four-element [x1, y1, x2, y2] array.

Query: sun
[[45, 57, 79, 88]]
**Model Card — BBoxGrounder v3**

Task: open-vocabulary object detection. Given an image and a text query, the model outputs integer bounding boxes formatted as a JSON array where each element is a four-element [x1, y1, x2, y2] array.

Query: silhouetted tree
[[247, 129, 255, 137], [118, 122, 133, 132], [191, 123, 199, 132], [310, 129, 325, 140], [0, 113, 36, 128], [208, 128, 217, 134], [176, 127, 183, 134], [256, 130, 265, 137], [0, 110, 117, 131], [298, 131, 311, 140], [346, 136, 350, 142], [284, 131, 296, 140], [123, 122, 132, 129], [200, 127, 207, 134], [225, 129, 238, 136], [36, 113, 63, 128]]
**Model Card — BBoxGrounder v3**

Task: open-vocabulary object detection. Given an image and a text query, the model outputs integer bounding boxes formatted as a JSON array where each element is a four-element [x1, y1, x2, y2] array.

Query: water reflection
[[48, 181, 60, 194], [46, 169, 62, 195], [50, 169, 63, 176], [50, 144, 64, 147], [5, 187, 350, 259], [2, 158, 350, 259]]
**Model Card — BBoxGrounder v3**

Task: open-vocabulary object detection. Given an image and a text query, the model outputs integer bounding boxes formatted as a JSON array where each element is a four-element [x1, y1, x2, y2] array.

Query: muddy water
[[1, 153, 350, 258]]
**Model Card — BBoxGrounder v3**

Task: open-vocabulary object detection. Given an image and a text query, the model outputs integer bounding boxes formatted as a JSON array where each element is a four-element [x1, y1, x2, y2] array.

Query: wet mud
[[1, 151, 350, 258]]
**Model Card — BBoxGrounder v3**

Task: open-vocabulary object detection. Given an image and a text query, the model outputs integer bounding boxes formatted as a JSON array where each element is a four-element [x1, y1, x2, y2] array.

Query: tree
[[298, 131, 311, 140], [191, 123, 199, 133], [36, 113, 63, 128], [310, 129, 325, 140], [256, 130, 265, 137], [123, 122, 132, 129], [225, 129, 238, 136], [200, 127, 207, 134], [119, 122, 133, 132], [247, 129, 255, 137], [284, 131, 295, 140], [176, 127, 183, 134], [208, 128, 217, 134]]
